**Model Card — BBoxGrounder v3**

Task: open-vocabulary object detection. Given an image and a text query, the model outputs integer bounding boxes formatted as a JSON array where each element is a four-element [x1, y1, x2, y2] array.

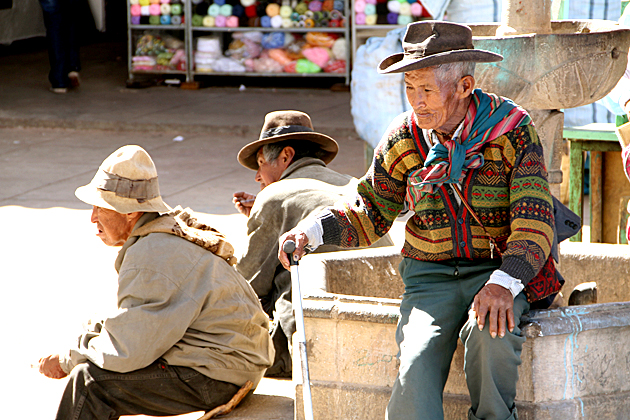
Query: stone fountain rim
[[470, 19, 630, 39]]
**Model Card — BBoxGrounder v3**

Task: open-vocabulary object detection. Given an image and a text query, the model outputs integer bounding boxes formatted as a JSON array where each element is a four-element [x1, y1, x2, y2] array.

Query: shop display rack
[[126, 0, 351, 85]]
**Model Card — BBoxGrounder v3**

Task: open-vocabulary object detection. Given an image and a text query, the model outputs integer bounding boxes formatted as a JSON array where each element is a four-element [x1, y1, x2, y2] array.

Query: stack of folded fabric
[[195, 36, 223, 72], [354, 0, 429, 25], [191, 30, 346, 74], [133, 33, 186, 71], [132, 55, 157, 71], [130, 0, 185, 25]]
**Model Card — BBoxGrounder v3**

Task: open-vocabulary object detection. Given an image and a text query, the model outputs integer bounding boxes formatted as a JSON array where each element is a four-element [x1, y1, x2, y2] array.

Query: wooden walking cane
[[283, 240, 315, 420]]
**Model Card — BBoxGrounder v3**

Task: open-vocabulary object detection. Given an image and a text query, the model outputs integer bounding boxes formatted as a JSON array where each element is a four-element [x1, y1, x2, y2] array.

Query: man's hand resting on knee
[[38, 354, 68, 379], [470, 284, 515, 339]]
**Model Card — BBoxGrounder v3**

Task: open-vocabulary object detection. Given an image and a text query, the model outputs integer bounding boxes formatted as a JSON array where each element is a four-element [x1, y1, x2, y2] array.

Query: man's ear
[[458, 75, 475, 98], [280, 146, 295, 166]]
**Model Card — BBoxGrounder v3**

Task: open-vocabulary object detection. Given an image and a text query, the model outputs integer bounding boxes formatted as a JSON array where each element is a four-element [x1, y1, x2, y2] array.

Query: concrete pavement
[[0, 39, 399, 419]]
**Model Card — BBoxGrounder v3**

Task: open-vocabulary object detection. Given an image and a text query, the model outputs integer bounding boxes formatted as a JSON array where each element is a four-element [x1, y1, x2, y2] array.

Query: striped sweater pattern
[[321, 110, 555, 284]]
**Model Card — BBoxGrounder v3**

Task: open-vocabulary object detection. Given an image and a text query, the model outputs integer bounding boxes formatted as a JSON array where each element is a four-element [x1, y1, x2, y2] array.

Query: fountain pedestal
[[469, 1, 630, 193]]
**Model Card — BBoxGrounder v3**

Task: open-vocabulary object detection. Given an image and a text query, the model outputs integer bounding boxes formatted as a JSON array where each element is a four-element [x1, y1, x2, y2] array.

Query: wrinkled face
[[404, 67, 461, 132], [255, 149, 286, 190], [90, 206, 138, 247]]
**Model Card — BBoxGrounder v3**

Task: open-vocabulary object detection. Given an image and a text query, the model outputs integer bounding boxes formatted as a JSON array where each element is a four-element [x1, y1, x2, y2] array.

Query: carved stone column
[[526, 108, 564, 197]]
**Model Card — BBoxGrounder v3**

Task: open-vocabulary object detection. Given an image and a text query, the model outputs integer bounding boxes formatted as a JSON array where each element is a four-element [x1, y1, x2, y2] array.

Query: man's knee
[[460, 316, 525, 361]]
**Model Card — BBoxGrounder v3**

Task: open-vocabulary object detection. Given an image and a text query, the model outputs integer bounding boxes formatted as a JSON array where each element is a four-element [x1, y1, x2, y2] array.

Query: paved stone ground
[[0, 125, 406, 420]]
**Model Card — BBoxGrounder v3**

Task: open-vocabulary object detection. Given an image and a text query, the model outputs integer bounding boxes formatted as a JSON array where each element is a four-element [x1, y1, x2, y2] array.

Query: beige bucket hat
[[75, 145, 171, 214], [378, 21, 503, 74], [237, 110, 339, 170]]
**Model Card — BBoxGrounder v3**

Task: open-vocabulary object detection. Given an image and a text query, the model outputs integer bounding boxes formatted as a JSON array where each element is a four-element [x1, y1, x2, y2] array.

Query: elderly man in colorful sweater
[[280, 22, 559, 420], [233, 110, 394, 377], [38, 145, 274, 420]]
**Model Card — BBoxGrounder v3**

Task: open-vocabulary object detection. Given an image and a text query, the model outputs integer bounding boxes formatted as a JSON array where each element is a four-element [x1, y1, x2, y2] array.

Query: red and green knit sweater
[[320, 110, 555, 285]]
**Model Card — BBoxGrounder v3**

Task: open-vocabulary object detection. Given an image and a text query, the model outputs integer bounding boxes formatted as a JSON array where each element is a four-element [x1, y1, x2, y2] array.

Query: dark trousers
[[38, 0, 81, 88], [386, 258, 528, 420], [56, 360, 240, 420]]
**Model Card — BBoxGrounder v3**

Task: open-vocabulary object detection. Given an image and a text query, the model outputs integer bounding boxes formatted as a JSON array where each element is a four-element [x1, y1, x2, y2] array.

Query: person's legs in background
[[65, 0, 81, 86], [38, 0, 81, 92]]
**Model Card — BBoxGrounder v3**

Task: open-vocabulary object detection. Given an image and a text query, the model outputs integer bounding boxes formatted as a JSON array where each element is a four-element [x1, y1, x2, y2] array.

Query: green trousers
[[386, 258, 530, 420]]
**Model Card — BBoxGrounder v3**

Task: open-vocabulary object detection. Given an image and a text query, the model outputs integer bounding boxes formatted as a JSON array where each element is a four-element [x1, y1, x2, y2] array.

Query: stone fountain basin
[[469, 20, 630, 110], [294, 244, 630, 420]]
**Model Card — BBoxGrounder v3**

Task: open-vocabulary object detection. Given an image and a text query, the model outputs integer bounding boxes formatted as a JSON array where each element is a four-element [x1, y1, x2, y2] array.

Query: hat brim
[[237, 132, 339, 170], [75, 184, 171, 214], [378, 49, 503, 74]]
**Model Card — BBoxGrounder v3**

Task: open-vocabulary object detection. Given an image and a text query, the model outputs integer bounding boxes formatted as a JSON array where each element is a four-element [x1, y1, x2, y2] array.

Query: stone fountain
[[292, 2, 630, 420], [470, 0, 630, 196]]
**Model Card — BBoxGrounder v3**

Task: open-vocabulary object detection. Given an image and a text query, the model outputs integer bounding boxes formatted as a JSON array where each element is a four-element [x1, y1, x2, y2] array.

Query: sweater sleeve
[[499, 124, 555, 284], [321, 113, 417, 248], [61, 264, 201, 373]]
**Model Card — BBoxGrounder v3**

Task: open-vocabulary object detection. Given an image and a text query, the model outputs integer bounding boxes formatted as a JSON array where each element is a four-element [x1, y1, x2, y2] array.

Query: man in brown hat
[[279, 22, 559, 420], [234, 110, 393, 377], [37, 145, 274, 419]]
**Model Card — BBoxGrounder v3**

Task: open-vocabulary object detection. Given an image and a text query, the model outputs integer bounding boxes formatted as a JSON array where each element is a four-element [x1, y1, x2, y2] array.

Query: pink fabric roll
[[215, 14, 227, 26], [149, 4, 161, 15], [354, 0, 366, 13], [130, 4, 142, 16], [355, 12, 366, 24], [160, 0, 170, 3], [410, 1, 423, 16], [308, 1, 322, 12], [365, 0, 377, 4], [302, 47, 330, 68], [226, 15, 239, 27]]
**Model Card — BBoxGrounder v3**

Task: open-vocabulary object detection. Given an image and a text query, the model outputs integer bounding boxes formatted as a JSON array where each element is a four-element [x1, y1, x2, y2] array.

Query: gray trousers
[[386, 258, 529, 420], [55, 360, 240, 420]]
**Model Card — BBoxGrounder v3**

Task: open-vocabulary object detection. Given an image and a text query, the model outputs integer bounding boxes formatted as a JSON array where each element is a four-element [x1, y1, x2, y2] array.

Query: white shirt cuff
[[295, 216, 324, 251], [486, 269, 524, 299]]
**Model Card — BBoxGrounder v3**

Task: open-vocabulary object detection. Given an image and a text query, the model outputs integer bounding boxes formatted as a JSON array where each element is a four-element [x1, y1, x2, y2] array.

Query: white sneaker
[[50, 87, 68, 94]]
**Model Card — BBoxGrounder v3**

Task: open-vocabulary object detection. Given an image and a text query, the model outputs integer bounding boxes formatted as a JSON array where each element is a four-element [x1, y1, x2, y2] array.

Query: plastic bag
[[350, 27, 411, 149]]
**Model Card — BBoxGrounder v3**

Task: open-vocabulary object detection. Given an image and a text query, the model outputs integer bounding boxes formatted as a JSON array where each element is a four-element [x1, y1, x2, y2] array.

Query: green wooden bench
[[564, 123, 621, 242]]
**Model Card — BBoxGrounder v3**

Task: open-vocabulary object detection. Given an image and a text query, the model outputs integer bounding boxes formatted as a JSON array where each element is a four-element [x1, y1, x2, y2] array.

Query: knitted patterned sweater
[[320, 110, 555, 285]]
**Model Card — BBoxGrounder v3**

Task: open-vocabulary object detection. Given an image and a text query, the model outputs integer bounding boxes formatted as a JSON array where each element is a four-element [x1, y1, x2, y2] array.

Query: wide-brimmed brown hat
[[378, 21, 503, 74], [237, 110, 339, 170], [75, 145, 171, 214]]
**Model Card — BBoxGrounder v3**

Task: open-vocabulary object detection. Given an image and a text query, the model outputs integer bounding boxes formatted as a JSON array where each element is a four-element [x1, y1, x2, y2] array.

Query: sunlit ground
[[0, 205, 252, 419]]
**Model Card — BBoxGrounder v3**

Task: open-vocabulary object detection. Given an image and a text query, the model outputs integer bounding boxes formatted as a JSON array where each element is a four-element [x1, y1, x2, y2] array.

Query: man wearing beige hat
[[280, 22, 563, 420], [38, 145, 274, 420], [233, 110, 393, 377]]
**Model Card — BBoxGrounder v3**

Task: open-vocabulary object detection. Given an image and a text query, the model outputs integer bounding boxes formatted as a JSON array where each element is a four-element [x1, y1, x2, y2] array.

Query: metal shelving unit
[[126, 0, 351, 85], [188, 0, 351, 84], [126, 1, 192, 83]]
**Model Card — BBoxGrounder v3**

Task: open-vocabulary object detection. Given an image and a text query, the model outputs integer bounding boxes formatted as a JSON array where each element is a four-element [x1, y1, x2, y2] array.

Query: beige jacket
[[60, 213, 274, 387], [237, 157, 394, 299]]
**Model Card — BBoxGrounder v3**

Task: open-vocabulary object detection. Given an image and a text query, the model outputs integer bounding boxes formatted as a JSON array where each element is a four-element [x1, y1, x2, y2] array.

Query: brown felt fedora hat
[[378, 21, 503, 74], [75, 145, 171, 214], [238, 110, 339, 170]]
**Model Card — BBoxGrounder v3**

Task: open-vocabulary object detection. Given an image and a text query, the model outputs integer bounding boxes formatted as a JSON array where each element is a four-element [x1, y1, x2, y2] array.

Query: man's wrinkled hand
[[233, 191, 256, 217], [38, 354, 68, 379], [278, 229, 309, 270], [470, 284, 515, 339]]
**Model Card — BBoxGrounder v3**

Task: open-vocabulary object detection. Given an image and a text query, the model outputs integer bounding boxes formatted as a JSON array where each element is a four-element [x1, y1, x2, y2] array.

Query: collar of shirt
[[421, 122, 465, 203]]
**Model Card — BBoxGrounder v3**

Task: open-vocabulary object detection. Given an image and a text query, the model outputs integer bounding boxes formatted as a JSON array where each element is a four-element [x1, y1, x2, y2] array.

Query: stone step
[[122, 378, 294, 420]]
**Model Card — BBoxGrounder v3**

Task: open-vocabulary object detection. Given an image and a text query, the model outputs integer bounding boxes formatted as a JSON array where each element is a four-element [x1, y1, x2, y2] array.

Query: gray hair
[[433, 62, 476, 90], [260, 141, 326, 165], [261, 143, 285, 164]]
